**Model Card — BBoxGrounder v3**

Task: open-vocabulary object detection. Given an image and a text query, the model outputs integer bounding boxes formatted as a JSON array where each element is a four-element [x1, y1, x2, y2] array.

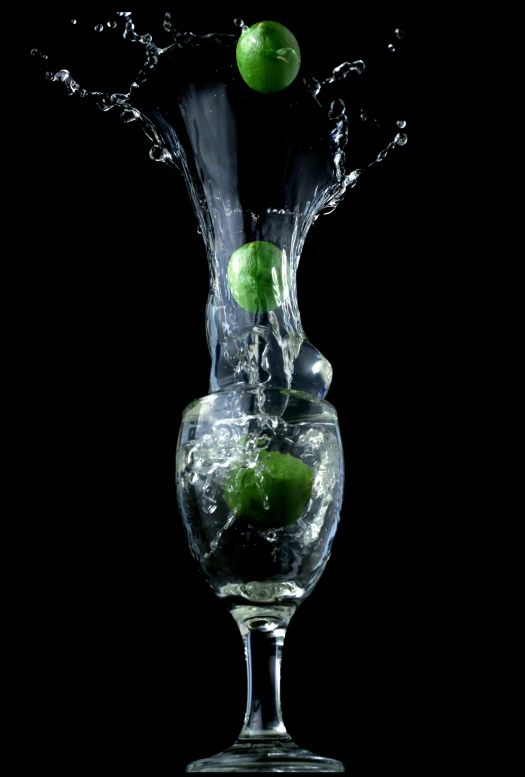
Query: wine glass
[[176, 385, 344, 772]]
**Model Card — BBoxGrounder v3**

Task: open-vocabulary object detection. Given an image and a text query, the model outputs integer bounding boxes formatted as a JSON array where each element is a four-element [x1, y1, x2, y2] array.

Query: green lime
[[227, 240, 289, 314], [236, 21, 301, 94], [223, 449, 314, 528]]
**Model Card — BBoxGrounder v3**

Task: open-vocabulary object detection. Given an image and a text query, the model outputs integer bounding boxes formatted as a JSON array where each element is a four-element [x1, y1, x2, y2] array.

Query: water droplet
[[360, 111, 367, 121], [149, 145, 170, 162], [107, 21, 117, 29], [94, 24, 104, 33], [328, 98, 345, 120], [116, 11, 132, 17], [71, 19, 77, 25], [396, 120, 406, 128], [395, 133, 408, 146], [30, 48, 38, 56], [120, 108, 137, 123], [346, 169, 362, 186], [395, 28, 404, 39], [124, 27, 139, 42], [388, 44, 395, 52]]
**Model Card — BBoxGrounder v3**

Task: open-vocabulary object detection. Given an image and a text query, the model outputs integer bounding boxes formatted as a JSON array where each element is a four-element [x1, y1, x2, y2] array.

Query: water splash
[[34, 12, 406, 199], [31, 13, 409, 396]]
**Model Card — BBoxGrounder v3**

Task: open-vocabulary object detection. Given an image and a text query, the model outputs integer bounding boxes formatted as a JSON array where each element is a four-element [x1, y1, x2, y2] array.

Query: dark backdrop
[[17, 5, 433, 774]]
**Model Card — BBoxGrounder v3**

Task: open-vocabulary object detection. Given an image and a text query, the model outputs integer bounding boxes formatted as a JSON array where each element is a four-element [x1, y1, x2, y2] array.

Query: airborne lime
[[236, 21, 301, 94], [223, 449, 314, 529], [227, 240, 289, 314]]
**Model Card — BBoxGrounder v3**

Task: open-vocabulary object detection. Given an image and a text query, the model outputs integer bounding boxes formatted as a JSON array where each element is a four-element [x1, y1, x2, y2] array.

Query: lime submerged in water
[[227, 240, 289, 314], [223, 449, 314, 529]]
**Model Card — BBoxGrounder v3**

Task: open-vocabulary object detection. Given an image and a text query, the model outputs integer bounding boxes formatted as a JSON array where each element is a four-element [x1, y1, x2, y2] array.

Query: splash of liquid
[[31, 13, 408, 397], [32, 13, 407, 194]]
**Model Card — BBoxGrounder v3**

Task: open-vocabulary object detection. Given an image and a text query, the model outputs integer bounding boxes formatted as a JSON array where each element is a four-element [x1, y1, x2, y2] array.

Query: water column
[[132, 36, 337, 399]]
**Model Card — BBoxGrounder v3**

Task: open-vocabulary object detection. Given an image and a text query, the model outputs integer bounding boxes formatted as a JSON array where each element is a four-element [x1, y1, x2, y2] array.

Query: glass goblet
[[176, 385, 344, 772]]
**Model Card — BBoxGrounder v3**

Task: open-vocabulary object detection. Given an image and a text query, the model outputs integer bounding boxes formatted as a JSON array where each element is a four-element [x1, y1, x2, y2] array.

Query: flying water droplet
[[388, 44, 395, 52], [395, 28, 404, 39], [394, 133, 407, 146], [360, 111, 367, 121], [107, 21, 117, 29], [149, 145, 170, 162], [328, 98, 346, 120], [346, 169, 362, 186], [30, 48, 49, 59], [120, 108, 138, 123], [94, 24, 104, 33], [396, 120, 406, 128], [124, 27, 139, 42], [71, 20, 77, 25]]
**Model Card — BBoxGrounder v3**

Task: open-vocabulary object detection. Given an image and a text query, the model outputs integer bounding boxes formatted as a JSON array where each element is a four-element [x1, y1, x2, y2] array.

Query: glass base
[[186, 738, 344, 772]]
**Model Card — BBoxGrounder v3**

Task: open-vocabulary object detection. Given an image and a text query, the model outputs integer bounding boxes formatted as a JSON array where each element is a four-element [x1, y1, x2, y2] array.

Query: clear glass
[[176, 387, 344, 772]]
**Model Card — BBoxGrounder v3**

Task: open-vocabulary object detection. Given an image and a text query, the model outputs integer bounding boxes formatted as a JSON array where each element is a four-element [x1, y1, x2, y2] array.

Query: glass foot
[[186, 738, 344, 772]]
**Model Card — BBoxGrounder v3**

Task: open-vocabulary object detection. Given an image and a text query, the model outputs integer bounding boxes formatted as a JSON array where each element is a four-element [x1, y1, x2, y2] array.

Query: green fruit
[[236, 21, 301, 94], [227, 240, 289, 314], [223, 449, 314, 529]]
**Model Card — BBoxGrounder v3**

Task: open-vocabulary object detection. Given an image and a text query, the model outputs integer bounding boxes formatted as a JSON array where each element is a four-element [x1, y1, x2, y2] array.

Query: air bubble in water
[[395, 28, 404, 39], [234, 19, 248, 32], [395, 133, 407, 146], [397, 120, 406, 128], [388, 44, 395, 52], [94, 24, 104, 32]]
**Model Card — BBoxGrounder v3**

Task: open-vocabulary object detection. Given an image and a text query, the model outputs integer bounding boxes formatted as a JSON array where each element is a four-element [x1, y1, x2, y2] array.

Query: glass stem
[[231, 605, 296, 742]]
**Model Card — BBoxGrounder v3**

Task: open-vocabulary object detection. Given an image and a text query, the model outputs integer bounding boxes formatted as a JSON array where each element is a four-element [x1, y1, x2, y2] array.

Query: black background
[[15, 5, 438, 774]]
